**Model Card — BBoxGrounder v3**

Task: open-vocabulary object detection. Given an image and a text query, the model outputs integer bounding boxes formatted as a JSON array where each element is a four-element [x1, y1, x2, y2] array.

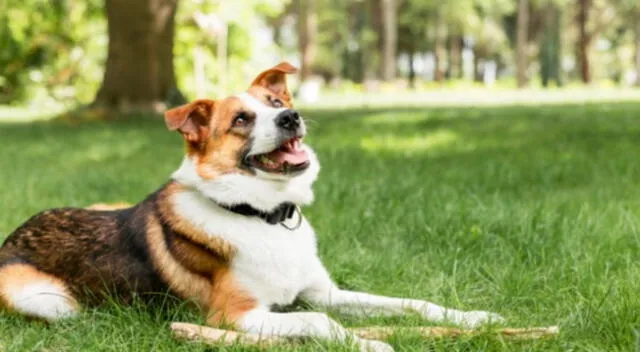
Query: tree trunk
[[94, 0, 184, 113], [370, 0, 383, 79], [473, 48, 481, 82], [577, 0, 592, 84], [297, 0, 317, 82], [380, 0, 397, 81], [515, 0, 529, 88], [540, 4, 562, 88], [635, 16, 640, 87], [449, 36, 462, 80], [433, 15, 446, 83], [408, 49, 416, 89]]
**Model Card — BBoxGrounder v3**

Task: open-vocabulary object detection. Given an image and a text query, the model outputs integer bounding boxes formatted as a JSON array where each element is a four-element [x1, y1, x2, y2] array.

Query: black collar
[[218, 202, 297, 225]]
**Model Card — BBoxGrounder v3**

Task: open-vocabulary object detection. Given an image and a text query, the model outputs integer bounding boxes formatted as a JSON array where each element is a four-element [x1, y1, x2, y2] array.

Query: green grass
[[1, 103, 640, 351]]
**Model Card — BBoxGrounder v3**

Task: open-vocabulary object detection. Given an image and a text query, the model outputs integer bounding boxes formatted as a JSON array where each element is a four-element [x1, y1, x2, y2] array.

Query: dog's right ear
[[250, 62, 298, 106], [164, 99, 215, 145]]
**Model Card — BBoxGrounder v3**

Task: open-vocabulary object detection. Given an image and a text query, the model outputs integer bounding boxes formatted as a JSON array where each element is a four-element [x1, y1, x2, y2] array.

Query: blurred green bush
[[0, 0, 286, 106]]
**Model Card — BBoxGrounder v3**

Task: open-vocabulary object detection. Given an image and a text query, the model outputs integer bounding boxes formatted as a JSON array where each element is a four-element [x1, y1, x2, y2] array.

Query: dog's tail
[[0, 251, 79, 321]]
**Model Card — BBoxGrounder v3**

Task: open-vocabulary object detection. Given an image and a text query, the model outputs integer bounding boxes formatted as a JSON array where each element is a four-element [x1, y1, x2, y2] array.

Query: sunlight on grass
[[0, 105, 68, 123], [363, 111, 433, 125], [360, 130, 459, 155], [301, 88, 640, 110], [79, 140, 147, 162]]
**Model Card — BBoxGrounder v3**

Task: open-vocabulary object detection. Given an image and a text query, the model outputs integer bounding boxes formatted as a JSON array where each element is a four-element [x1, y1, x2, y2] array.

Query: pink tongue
[[267, 148, 309, 165]]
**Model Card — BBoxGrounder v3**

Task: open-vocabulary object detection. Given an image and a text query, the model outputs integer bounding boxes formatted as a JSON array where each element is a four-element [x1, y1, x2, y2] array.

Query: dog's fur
[[0, 62, 502, 351]]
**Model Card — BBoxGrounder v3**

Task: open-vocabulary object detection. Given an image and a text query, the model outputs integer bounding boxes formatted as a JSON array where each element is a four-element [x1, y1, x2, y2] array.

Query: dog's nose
[[275, 109, 301, 131]]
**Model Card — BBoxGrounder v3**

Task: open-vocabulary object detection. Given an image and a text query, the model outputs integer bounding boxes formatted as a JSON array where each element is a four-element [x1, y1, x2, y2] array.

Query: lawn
[[1, 103, 639, 351]]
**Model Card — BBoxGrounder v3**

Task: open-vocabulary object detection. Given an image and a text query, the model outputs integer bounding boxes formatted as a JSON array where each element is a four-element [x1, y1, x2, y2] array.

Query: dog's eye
[[268, 96, 283, 108], [233, 112, 249, 127]]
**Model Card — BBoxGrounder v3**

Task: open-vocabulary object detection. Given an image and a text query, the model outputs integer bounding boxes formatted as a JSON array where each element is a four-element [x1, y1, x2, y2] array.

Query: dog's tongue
[[268, 149, 308, 165], [267, 138, 309, 165]]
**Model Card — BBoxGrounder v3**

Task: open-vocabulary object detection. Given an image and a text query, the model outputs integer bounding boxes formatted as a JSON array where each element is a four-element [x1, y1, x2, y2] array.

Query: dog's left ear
[[164, 99, 215, 146], [250, 61, 298, 105]]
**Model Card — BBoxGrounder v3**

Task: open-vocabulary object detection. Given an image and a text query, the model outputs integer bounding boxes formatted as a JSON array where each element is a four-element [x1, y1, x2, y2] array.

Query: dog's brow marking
[[237, 93, 286, 114]]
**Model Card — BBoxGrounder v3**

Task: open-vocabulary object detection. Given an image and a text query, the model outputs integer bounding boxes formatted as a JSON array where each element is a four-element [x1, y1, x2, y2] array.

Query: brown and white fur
[[0, 62, 503, 351]]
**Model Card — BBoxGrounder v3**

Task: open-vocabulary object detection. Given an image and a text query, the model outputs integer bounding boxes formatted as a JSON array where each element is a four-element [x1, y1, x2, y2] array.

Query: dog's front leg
[[236, 308, 394, 352], [302, 265, 504, 328]]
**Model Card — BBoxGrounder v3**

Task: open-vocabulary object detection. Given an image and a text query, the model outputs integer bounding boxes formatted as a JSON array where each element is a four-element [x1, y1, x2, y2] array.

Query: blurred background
[[1, 4, 640, 350], [1, 0, 640, 117]]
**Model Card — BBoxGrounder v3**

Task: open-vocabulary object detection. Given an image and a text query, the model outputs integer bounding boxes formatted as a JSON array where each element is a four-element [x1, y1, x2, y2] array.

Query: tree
[[380, 0, 397, 81], [576, 0, 591, 83], [617, 0, 640, 86], [93, 0, 184, 113], [516, 0, 529, 87], [539, 1, 562, 87], [573, 0, 616, 84], [398, 0, 430, 87], [636, 16, 640, 86], [296, 0, 317, 82], [433, 11, 447, 83]]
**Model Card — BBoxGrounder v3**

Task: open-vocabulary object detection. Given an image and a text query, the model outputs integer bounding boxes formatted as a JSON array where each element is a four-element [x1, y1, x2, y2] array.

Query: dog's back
[[0, 199, 170, 318]]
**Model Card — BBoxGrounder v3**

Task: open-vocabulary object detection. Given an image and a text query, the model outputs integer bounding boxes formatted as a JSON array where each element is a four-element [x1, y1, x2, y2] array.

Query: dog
[[0, 62, 502, 351]]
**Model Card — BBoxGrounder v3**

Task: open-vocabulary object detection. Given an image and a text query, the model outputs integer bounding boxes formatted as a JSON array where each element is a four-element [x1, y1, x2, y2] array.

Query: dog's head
[[166, 62, 320, 212]]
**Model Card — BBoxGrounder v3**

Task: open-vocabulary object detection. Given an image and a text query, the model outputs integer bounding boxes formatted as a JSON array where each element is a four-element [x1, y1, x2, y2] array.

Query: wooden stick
[[170, 322, 559, 347], [171, 322, 287, 346], [86, 202, 133, 211], [350, 325, 560, 340]]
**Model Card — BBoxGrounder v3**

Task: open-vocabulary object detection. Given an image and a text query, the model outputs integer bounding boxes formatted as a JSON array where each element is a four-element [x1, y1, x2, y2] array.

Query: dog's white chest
[[229, 221, 318, 306], [172, 191, 320, 307]]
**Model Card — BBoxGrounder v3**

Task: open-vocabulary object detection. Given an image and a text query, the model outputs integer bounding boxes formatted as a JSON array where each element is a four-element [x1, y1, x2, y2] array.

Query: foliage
[[0, 0, 105, 105], [1, 0, 640, 106], [174, 0, 289, 99], [0, 0, 289, 105]]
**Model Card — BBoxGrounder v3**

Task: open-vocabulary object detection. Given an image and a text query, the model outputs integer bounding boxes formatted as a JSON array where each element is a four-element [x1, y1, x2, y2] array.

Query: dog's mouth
[[246, 137, 310, 175]]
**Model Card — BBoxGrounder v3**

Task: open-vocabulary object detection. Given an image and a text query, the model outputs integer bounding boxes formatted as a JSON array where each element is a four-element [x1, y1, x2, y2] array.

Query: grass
[[1, 102, 639, 351]]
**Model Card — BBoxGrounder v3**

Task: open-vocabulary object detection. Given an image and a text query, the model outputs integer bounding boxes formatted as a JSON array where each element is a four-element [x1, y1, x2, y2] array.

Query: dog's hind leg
[[0, 262, 79, 321]]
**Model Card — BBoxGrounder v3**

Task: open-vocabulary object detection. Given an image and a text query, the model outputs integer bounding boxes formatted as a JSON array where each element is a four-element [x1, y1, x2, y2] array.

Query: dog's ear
[[250, 62, 298, 105], [164, 99, 215, 145]]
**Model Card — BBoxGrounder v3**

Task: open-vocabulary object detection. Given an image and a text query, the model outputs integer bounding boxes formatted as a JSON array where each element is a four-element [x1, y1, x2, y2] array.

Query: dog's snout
[[275, 109, 301, 131]]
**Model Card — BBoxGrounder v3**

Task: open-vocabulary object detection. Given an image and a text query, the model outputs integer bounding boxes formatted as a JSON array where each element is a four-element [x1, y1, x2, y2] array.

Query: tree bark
[[433, 15, 446, 83], [449, 36, 462, 80], [635, 16, 640, 87], [297, 0, 317, 82], [408, 48, 416, 89], [577, 0, 592, 84], [380, 0, 397, 81], [370, 0, 383, 79], [515, 0, 529, 88], [94, 0, 184, 113], [473, 48, 481, 82], [540, 4, 562, 88]]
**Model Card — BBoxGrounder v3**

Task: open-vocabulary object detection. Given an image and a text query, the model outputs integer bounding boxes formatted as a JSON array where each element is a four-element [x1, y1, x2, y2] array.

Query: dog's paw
[[358, 339, 395, 352], [459, 310, 505, 328]]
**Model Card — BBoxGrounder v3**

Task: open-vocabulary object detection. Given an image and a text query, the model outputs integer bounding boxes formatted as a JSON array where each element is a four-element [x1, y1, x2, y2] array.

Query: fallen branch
[[171, 322, 286, 346], [350, 325, 560, 340], [170, 322, 559, 347], [86, 202, 133, 211]]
